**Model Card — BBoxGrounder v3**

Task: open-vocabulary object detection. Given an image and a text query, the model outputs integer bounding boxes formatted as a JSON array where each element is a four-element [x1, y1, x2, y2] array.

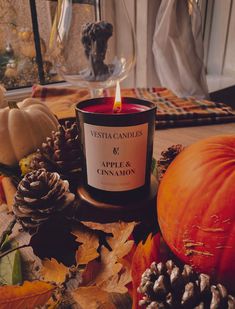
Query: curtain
[[152, 0, 208, 99]]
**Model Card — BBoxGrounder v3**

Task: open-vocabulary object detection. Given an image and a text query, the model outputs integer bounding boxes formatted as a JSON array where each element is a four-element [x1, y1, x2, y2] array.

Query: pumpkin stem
[[8, 101, 19, 109]]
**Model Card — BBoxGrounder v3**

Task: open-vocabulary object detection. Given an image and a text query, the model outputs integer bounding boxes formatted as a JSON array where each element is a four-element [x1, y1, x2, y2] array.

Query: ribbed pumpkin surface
[[157, 135, 235, 292]]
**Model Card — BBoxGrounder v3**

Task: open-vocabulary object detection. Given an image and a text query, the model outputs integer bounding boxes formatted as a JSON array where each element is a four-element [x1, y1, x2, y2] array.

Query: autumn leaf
[[97, 221, 135, 283], [0, 280, 55, 309], [45, 288, 63, 309], [131, 233, 161, 309], [81, 259, 100, 285], [0, 238, 22, 286], [72, 225, 99, 265], [82, 221, 136, 238], [41, 258, 69, 284], [98, 266, 131, 294], [82, 248, 123, 287], [81, 222, 136, 294], [72, 286, 116, 309], [0, 250, 22, 286], [82, 221, 136, 261]]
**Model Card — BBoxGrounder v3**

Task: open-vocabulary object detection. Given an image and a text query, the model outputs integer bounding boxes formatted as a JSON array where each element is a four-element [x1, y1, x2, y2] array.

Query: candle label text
[[84, 123, 148, 191]]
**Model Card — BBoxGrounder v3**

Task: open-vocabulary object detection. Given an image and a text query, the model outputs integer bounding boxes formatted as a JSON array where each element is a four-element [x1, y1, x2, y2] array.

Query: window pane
[[0, 0, 62, 90], [35, 0, 63, 85]]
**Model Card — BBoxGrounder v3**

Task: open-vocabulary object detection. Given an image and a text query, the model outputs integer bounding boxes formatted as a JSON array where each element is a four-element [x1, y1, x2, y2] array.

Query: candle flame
[[113, 81, 122, 113]]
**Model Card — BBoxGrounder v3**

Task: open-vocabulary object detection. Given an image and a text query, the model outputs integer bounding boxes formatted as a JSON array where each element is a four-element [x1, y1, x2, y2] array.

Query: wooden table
[[153, 123, 235, 159]]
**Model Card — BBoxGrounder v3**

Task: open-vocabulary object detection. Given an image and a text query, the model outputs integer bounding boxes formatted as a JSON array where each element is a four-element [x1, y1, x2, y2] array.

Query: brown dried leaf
[[81, 259, 101, 286], [84, 247, 123, 287], [0, 280, 55, 309], [98, 266, 131, 294], [81, 222, 135, 294], [72, 226, 99, 265], [82, 221, 136, 259], [98, 222, 135, 264], [45, 288, 63, 309], [72, 286, 116, 309], [40, 258, 69, 284], [82, 221, 136, 238]]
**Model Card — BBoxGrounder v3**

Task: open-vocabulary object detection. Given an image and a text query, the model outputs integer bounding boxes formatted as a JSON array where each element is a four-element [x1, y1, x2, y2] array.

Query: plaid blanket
[[32, 85, 235, 129]]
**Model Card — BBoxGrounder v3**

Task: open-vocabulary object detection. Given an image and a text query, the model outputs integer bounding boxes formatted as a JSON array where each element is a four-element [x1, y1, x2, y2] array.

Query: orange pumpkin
[[157, 135, 235, 291]]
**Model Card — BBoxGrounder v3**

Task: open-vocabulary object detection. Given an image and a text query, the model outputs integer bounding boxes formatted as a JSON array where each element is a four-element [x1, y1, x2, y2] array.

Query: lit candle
[[82, 82, 149, 114], [76, 82, 156, 203], [82, 100, 149, 114]]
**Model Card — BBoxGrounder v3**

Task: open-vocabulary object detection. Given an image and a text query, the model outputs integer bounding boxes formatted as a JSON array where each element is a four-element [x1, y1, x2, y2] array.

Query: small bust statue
[[81, 21, 113, 81]]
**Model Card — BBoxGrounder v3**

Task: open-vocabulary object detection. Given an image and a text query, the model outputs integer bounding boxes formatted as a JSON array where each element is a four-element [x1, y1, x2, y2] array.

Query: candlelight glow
[[113, 81, 122, 113]]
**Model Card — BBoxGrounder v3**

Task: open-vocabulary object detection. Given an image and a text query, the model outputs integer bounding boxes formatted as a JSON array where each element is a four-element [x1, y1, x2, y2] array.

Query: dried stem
[[0, 218, 16, 249], [0, 244, 30, 259]]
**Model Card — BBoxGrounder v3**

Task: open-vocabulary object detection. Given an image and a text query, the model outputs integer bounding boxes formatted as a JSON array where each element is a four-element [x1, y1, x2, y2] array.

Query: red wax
[[82, 102, 149, 114]]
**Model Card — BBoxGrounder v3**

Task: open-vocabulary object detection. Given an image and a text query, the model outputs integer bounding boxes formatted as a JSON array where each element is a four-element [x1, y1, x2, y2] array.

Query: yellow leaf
[[0, 280, 55, 309], [72, 286, 116, 309], [41, 258, 69, 284], [72, 226, 99, 265]]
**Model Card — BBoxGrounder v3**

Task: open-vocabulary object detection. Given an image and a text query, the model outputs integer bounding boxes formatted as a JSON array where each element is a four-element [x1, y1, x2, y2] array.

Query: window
[[0, 0, 63, 90], [2, 0, 233, 94]]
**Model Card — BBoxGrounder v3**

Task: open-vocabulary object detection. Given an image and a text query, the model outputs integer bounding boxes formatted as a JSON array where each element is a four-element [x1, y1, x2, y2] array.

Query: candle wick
[[113, 102, 122, 113]]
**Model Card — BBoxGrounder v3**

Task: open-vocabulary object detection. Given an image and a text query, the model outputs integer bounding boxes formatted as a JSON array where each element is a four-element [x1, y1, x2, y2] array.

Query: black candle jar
[[76, 97, 156, 204]]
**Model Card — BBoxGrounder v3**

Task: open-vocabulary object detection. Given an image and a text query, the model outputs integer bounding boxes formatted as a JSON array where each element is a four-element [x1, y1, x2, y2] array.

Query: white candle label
[[84, 123, 148, 191]]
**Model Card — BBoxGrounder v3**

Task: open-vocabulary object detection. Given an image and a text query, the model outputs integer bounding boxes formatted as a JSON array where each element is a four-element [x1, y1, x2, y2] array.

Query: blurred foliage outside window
[[0, 0, 62, 90]]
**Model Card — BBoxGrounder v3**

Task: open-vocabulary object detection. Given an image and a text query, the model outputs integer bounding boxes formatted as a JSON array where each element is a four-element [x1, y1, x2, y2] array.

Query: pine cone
[[157, 144, 184, 181], [31, 121, 82, 180], [138, 260, 235, 309], [13, 169, 75, 231]]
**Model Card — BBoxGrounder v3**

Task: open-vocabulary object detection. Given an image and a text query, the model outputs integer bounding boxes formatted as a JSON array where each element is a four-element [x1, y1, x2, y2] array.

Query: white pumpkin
[[0, 98, 59, 165], [0, 85, 7, 108]]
